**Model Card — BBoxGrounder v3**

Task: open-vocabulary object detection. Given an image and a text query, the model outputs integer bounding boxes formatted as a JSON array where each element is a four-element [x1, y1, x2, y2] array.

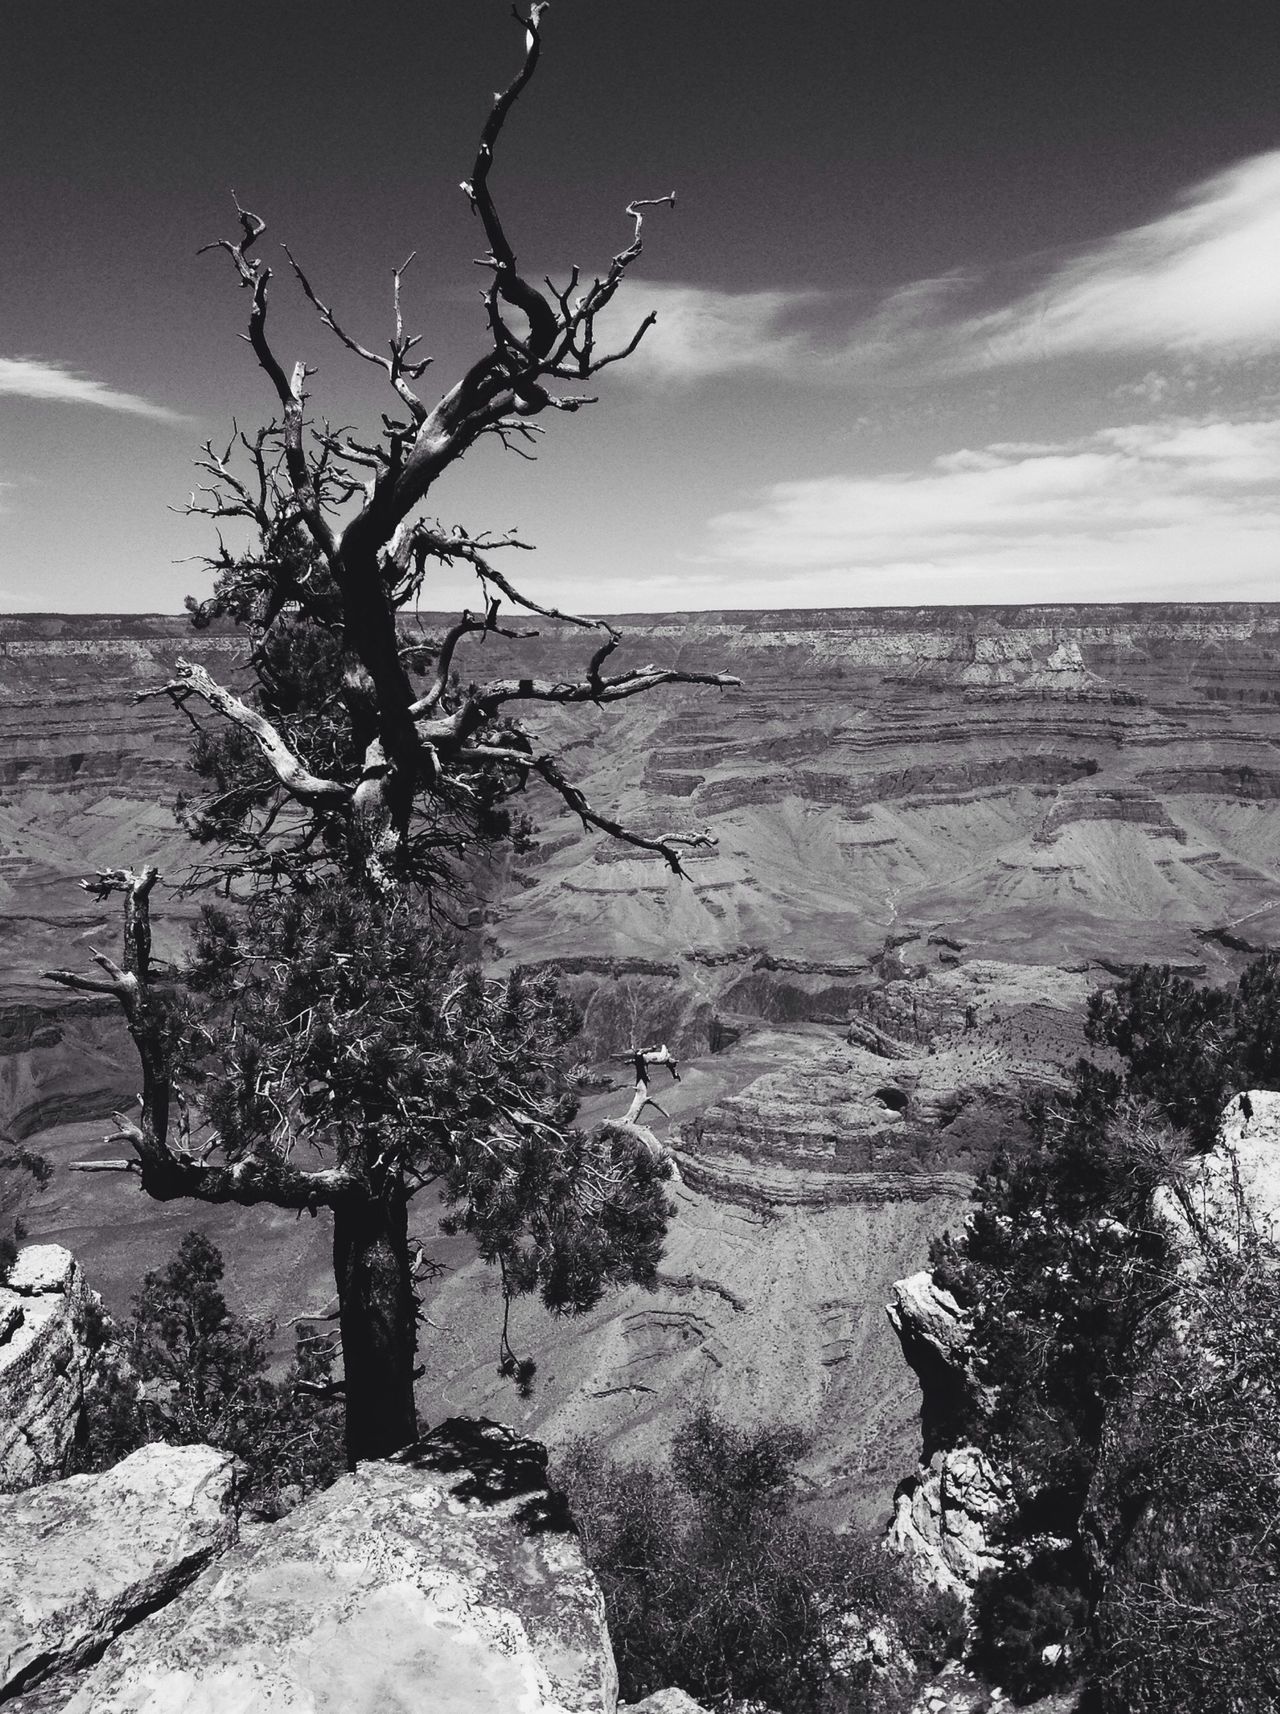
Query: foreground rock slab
[[0, 1443, 238, 1701], [56, 1418, 615, 1714], [0, 1246, 102, 1493]]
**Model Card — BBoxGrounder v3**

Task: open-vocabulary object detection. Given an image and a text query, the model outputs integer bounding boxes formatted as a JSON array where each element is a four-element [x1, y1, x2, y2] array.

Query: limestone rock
[[0, 1245, 103, 1492], [887, 1272, 969, 1369], [887, 1272, 982, 1459], [0, 1442, 238, 1700], [1156, 1088, 1280, 1261], [57, 1417, 616, 1714], [886, 1262, 1012, 1600], [888, 1447, 1012, 1599], [620, 1692, 712, 1714]]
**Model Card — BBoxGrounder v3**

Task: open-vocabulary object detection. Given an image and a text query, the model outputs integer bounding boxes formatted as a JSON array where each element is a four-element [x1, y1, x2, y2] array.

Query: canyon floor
[[3, 604, 1278, 1525]]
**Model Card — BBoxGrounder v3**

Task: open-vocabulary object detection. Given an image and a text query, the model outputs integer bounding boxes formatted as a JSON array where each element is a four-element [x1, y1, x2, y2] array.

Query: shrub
[[927, 1085, 1176, 1699], [1086, 952, 1280, 1145], [931, 953, 1280, 1706], [76, 1231, 343, 1516], [970, 1549, 1089, 1701], [0, 1140, 52, 1282], [1084, 1236, 1280, 1714], [557, 1407, 962, 1714]]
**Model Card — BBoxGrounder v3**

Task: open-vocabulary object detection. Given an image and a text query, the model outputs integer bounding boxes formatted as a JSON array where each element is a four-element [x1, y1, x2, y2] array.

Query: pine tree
[[47, 9, 730, 1465]]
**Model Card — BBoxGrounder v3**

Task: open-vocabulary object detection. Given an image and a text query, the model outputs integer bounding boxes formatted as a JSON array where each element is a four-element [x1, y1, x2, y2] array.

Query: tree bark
[[332, 1181, 419, 1468]]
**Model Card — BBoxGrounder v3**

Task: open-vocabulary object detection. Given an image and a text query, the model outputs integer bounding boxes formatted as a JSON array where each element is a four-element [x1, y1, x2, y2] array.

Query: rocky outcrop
[[888, 1448, 1013, 1600], [887, 1092, 1280, 1610], [1155, 1086, 1280, 1258], [1033, 786, 1186, 844], [885, 1271, 1012, 1599], [52, 1418, 616, 1714], [886, 1273, 979, 1461], [0, 1443, 239, 1701], [852, 961, 1090, 1051], [0, 1246, 105, 1493], [620, 1693, 712, 1714]]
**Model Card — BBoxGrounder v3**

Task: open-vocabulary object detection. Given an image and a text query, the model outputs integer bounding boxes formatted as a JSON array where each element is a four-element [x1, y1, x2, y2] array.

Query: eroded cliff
[[4, 604, 1279, 1524]]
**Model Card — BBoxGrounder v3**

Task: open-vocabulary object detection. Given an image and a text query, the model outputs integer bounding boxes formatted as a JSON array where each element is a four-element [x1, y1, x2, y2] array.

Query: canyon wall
[[3, 604, 1278, 1523]]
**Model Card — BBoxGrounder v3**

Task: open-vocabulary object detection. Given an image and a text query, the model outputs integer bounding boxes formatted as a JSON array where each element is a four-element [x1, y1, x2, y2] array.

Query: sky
[[2, 0, 1279, 614]]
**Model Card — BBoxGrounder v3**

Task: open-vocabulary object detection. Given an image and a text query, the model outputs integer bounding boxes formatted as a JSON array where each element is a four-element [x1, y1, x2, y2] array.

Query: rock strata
[[0, 1246, 103, 1492], [0, 1443, 239, 1701], [54, 1417, 616, 1714]]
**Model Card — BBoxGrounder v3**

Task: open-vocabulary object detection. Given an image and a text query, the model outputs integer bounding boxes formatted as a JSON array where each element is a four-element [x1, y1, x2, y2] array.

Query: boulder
[[0, 1246, 104, 1492], [55, 1418, 616, 1714], [888, 1447, 1012, 1599], [0, 1442, 239, 1700], [620, 1693, 712, 1714]]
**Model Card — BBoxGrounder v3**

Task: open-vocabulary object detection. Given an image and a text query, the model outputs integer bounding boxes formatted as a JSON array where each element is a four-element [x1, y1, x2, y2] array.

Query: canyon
[[2, 603, 1278, 1525]]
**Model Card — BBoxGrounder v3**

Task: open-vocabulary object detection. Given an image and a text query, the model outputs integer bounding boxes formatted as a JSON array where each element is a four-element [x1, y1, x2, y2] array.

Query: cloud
[[607, 283, 818, 382], [701, 415, 1280, 604], [616, 151, 1280, 388], [0, 358, 180, 420], [948, 151, 1280, 369]]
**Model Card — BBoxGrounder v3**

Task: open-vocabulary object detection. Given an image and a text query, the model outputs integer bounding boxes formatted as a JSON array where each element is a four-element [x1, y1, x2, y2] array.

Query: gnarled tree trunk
[[332, 1181, 419, 1468]]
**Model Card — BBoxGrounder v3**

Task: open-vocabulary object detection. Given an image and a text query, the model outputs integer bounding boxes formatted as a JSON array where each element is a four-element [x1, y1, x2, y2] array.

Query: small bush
[[0, 1141, 52, 1282], [76, 1231, 343, 1516], [558, 1407, 956, 1714], [970, 1550, 1088, 1701], [1085, 1238, 1280, 1714]]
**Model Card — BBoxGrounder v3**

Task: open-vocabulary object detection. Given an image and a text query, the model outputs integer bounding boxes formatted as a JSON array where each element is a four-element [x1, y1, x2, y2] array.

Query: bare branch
[[458, 744, 718, 875], [201, 199, 336, 560], [43, 969, 122, 998], [461, 4, 559, 361], [143, 660, 350, 809], [400, 525, 617, 642], [411, 600, 538, 717], [473, 662, 740, 717], [284, 246, 429, 423], [613, 1043, 680, 1124]]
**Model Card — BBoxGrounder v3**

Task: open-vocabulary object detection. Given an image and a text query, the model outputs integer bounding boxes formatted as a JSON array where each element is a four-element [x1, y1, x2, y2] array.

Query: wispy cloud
[[0, 358, 180, 420], [613, 277, 973, 385], [612, 284, 819, 382], [948, 150, 1280, 369], [619, 150, 1280, 387], [701, 416, 1280, 604]]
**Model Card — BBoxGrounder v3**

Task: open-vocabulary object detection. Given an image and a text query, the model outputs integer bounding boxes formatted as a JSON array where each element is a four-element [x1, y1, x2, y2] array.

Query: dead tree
[[167, 2, 736, 894], [47, 8, 733, 1468], [613, 1043, 682, 1125]]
